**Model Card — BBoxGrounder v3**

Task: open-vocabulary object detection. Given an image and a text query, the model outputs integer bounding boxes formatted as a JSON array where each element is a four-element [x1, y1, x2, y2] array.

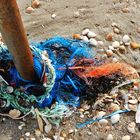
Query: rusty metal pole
[[0, 0, 35, 81]]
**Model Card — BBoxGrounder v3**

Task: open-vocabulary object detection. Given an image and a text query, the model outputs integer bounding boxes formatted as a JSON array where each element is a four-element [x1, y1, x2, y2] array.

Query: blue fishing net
[[0, 36, 96, 112]]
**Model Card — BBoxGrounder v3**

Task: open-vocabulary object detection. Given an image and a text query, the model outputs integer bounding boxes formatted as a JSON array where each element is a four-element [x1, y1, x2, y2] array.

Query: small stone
[[122, 135, 131, 140], [98, 41, 104, 46], [87, 31, 96, 38], [9, 109, 21, 118], [130, 42, 140, 49], [109, 103, 120, 112], [44, 124, 52, 134], [80, 114, 84, 118], [119, 45, 126, 51], [113, 27, 120, 34], [79, 108, 84, 112], [96, 111, 106, 118], [112, 41, 120, 49], [82, 28, 90, 35], [20, 138, 24, 140], [87, 131, 92, 135], [82, 104, 90, 110], [61, 132, 67, 138], [108, 45, 115, 51], [122, 35, 130, 43], [107, 134, 114, 140], [111, 114, 120, 124], [128, 99, 138, 105], [128, 104, 137, 112], [31, 0, 40, 8], [106, 50, 113, 57], [89, 38, 98, 46], [42, 138, 52, 140], [51, 14, 56, 19], [105, 33, 113, 41], [73, 34, 82, 40], [127, 122, 136, 134], [25, 132, 30, 137], [30, 138, 36, 140], [137, 27, 140, 33], [74, 11, 80, 18], [26, 6, 34, 14], [35, 129, 41, 137]]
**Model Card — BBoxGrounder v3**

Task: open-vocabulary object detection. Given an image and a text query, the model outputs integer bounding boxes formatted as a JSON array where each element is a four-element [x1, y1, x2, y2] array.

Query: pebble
[[128, 99, 138, 105], [130, 42, 140, 49], [122, 7, 129, 13], [122, 135, 131, 140], [82, 36, 89, 43], [127, 122, 136, 133], [80, 113, 84, 118], [73, 34, 81, 40], [110, 114, 120, 124], [89, 38, 98, 46], [44, 124, 52, 134], [137, 27, 140, 33], [109, 103, 120, 112], [51, 14, 56, 19], [74, 11, 80, 18], [87, 131, 92, 135], [106, 50, 113, 57], [98, 41, 104, 46], [18, 122, 25, 130], [30, 138, 36, 140], [26, 6, 34, 14], [107, 134, 114, 140], [105, 33, 113, 41], [35, 129, 41, 137], [42, 138, 52, 140], [96, 111, 106, 118], [128, 104, 137, 112], [122, 35, 130, 43], [25, 132, 31, 137], [20, 138, 24, 140], [68, 129, 74, 134], [112, 41, 120, 49], [87, 31, 96, 38], [108, 45, 115, 51], [82, 28, 90, 35], [113, 27, 120, 34]]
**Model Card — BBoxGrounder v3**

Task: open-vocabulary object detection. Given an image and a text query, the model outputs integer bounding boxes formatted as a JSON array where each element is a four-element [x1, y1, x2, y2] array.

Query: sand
[[0, 0, 140, 139]]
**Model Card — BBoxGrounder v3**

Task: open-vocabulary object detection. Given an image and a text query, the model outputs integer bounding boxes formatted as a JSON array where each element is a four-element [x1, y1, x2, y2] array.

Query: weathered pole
[[0, 0, 35, 81]]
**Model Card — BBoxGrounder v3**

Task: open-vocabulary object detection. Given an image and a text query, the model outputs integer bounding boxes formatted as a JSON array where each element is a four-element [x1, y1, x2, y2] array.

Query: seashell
[[128, 104, 137, 112], [122, 135, 130, 140], [74, 11, 80, 18], [82, 28, 90, 35], [89, 38, 98, 46], [113, 27, 120, 34], [107, 134, 114, 140], [26, 6, 34, 14], [127, 122, 136, 133], [73, 34, 82, 40], [130, 42, 140, 49], [6, 86, 14, 93], [31, 0, 40, 8], [110, 114, 120, 124], [44, 124, 52, 134], [112, 41, 120, 49], [106, 50, 113, 57], [98, 41, 104, 46], [81, 36, 89, 43], [25, 132, 31, 137], [109, 103, 120, 112], [9, 109, 21, 118], [119, 45, 126, 51], [111, 22, 118, 27], [99, 119, 108, 125], [87, 31, 96, 38], [51, 14, 56, 19], [128, 99, 138, 105], [108, 45, 115, 51], [122, 35, 130, 43], [112, 57, 118, 63], [96, 111, 106, 118], [105, 33, 113, 41], [122, 7, 129, 13]]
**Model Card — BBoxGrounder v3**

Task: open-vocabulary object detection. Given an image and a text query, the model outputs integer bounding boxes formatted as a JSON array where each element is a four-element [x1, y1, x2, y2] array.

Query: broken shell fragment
[[107, 134, 114, 140], [106, 50, 113, 57], [127, 122, 136, 133], [112, 41, 120, 49], [110, 114, 120, 124], [122, 135, 130, 140], [9, 109, 21, 118], [73, 34, 82, 40], [31, 0, 40, 8]]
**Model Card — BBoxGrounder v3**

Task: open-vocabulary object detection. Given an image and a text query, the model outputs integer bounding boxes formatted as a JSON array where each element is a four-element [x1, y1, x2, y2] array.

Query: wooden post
[[0, 0, 35, 81]]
